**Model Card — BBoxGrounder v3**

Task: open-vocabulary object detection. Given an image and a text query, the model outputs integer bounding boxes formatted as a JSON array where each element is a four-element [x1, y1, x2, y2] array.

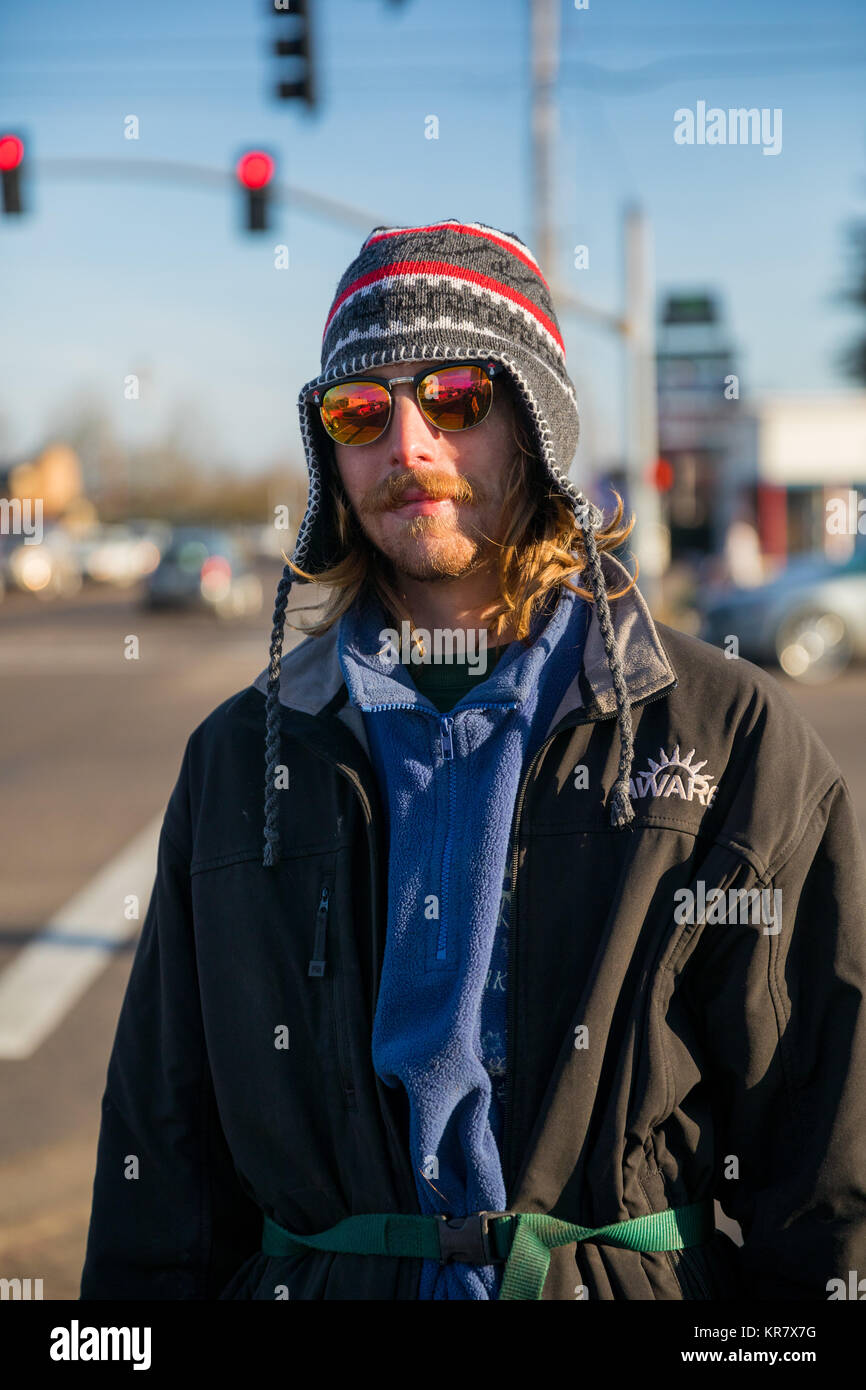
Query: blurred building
[[656, 293, 866, 570], [0, 443, 84, 520], [733, 392, 866, 563], [655, 291, 742, 561]]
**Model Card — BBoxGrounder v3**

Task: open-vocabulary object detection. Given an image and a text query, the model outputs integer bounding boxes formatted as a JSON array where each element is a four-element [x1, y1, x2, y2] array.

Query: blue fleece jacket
[[337, 581, 589, 1299]]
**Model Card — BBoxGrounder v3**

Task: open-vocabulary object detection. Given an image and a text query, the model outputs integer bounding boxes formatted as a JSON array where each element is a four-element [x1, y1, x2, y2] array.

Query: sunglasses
[[307, 359, 503, 447]]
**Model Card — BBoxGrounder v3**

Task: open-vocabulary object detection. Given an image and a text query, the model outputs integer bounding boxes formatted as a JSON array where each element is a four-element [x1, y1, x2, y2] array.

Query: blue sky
[[2, 0, 866, 486]]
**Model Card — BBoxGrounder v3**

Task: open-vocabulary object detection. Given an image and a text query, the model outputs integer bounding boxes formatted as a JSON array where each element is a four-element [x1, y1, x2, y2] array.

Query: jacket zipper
[[501, 678, 677, 1193], [307, 884, 330, 977], [331, 965, 358, 1112], [437, 715, 455, 962], [306, 877, 358, 1111]]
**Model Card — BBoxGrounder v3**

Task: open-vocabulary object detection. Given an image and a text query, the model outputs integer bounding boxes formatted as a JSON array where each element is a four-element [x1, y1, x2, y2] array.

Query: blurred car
[[697, 543, 866, 683], [143, 526, 263, 619], [243, 520, 295, 563], [78, 523, 164, 587], [1, 525, 83, 599]]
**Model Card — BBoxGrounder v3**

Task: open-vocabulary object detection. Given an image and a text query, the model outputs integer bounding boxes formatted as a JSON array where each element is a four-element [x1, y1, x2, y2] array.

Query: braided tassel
[[263, 565, 295, 867], [573, 498, 636, 830]]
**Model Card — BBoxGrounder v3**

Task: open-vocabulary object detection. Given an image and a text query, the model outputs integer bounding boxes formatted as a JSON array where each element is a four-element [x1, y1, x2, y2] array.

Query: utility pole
[[529, 0, 665, 612], [624, 203, 663, 613], [530, 0, 558, 277]]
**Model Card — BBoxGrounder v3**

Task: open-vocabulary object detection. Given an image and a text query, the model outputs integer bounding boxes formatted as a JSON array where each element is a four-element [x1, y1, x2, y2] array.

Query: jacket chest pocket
[[307, 870, 358, 1112]]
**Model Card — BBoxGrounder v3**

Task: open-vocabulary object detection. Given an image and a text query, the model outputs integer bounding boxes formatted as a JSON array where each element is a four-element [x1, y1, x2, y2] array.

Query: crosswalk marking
[[0, 811, 163, 1059]]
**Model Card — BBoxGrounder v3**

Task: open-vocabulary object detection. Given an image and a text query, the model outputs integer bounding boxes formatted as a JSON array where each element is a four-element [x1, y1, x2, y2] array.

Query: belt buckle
[[436, 1210, 511, 1265]]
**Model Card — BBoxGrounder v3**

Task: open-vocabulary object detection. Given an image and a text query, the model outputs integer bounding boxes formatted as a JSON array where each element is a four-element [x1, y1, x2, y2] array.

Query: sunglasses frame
[[306, 358, 504, 447]]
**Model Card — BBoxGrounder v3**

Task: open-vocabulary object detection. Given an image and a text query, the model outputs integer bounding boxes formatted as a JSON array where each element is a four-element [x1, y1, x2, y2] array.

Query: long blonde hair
[[282, 379, 638, 645]]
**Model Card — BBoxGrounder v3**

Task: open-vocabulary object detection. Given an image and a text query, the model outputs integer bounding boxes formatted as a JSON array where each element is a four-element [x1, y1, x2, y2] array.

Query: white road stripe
[[0, 637, 266, 672], [0, 811, 164, 1059]]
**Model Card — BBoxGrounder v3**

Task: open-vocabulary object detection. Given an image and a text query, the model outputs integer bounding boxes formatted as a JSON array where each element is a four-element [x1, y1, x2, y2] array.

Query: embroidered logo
[[629, 745, 719, 807]]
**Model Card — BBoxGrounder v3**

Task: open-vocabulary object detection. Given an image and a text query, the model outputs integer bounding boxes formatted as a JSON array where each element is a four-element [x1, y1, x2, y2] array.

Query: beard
[[351, 456, 520, 583], [359, 507, 503, 582]]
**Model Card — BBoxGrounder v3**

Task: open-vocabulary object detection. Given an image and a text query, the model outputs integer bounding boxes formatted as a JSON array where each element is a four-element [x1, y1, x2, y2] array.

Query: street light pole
[[530, 0, 559, 278], [623, 202, 663, 613]]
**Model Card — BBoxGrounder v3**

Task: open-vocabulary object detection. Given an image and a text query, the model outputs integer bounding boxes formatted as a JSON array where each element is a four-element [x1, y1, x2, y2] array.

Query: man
[[81, 219, 866, 1301]]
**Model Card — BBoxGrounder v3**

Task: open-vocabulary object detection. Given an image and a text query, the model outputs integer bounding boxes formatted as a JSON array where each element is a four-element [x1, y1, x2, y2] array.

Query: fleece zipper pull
[[440, 715, 454, 761]]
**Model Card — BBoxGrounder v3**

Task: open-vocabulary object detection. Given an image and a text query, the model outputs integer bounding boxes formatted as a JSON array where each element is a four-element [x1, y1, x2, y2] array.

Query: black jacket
[[80, 555, 866, 1299]]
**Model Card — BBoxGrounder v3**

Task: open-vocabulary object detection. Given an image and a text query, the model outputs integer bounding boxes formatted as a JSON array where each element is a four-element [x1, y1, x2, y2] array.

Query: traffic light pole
[[33, 157, 384, 233]]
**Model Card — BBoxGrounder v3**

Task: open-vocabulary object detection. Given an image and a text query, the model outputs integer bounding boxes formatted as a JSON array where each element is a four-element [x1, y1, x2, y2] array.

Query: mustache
[[361, 468, 479, 514]]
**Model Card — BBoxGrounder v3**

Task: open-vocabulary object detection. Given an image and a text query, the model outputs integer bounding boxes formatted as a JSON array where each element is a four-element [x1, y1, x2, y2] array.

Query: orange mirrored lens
[[418, 365, 492, 431], [319, 381, 391, 445]]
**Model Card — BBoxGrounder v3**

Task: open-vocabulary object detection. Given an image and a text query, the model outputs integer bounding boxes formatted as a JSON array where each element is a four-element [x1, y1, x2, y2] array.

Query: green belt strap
[[261, 1199, 714, 1300]]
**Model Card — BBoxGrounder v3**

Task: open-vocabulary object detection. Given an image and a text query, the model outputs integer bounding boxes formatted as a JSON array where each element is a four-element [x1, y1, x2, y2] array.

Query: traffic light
[[650, 457, 675, 493], [273, 0, 316, 108], [0, 134, 25, 215], [236, 150, 276, 232]]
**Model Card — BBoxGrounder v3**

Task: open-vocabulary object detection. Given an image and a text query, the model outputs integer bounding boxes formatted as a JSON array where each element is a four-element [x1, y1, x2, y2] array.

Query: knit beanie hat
[[263, 218, 635, 866]]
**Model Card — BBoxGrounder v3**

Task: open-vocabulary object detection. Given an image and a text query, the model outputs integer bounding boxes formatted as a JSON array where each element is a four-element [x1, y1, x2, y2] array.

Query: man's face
[[330, 359, 521, 582]]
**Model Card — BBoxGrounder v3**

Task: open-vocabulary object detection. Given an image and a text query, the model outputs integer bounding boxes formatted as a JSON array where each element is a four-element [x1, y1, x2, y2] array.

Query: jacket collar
[[252, 551, 677, 759]]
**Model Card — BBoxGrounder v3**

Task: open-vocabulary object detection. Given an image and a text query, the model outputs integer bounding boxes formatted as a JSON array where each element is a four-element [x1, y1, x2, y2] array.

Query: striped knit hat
[[263, 218, 635, 866]]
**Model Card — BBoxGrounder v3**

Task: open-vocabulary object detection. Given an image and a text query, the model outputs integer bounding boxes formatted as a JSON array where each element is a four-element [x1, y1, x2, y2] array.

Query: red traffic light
[[0, 135, 24, 172], [651, 457, 675, 492], [236, 151, 274, 191]]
